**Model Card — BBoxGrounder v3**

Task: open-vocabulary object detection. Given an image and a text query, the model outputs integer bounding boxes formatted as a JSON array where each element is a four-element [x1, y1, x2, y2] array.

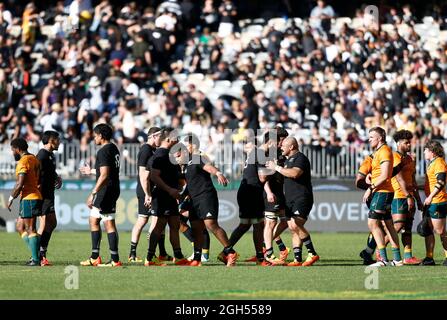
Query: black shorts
[[189, 192, 219, 221], [41, 198, 55, 216], [285, 200, 313, 220], [237, 184, 265, 219], [179, 197, 193, 212], [93, 188, 120, 214], [264, 192, 286, 213], [150, 196, 179, 217], [137, 196, 151, 216]]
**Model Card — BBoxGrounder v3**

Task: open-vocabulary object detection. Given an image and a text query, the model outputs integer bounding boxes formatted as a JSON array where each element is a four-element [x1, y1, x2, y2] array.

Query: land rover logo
[[218, 200, 237, 222]]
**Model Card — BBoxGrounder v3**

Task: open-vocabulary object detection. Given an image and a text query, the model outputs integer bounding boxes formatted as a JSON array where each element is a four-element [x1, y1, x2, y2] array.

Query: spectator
[[218, 0, 237, 38], [22, 3, 40, 46], [0, 2, 12, 27], [114, 101, 138, 143], [309, 0, 335, 34], [41, 103, 64, 132], [201, 0, 219, 32]]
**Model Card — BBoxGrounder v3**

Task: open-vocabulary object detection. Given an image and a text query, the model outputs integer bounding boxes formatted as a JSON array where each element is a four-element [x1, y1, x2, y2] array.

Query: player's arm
[[395, 170, 415, 210], [203, 163, 228, 186], [51, 156, 62, 189], [139, 166, 151, 197], [7, 174, 25, 211], [87, 166, 109, 208], [275, 165, 302, 179], [150, 169, 179, 199], [141, 166, 152, 207], [55, 172, 62, 189], [266, 159, 303, 179], [356, 172, 370, 190], [356, 156, 372, 190], [263, 180, 276, 203], [424, 172, 446, 206], [391, 162, 404, 177], [92, 166, 110, 195], [9, 174, 25, 199], [79, 162, 96, 175]]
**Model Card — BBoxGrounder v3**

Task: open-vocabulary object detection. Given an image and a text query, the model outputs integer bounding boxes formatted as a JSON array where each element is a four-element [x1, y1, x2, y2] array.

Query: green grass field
[[0, 231, 446, 300]]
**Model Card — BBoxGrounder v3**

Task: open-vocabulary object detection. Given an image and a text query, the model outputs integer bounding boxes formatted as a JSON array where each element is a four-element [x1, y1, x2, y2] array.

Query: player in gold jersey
[[362, 127, 402, 267], [423, 140, 447, 266], [7, 138, 43, 266], [390, 130, 423, 265], [357, 154, 377, 265]]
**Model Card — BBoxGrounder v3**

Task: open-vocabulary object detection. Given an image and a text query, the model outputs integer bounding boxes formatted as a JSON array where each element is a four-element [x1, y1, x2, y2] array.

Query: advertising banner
[[0, 189, 424, 233]]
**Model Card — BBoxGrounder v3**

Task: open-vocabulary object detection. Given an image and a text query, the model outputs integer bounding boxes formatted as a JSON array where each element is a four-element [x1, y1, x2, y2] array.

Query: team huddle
[[7, 124, 447, 267]]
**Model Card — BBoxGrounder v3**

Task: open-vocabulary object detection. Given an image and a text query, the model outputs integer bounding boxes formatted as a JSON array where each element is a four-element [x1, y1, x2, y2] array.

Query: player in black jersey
[[145, 127, 188, 266], [267, 137, 319, 266], [128, 127, 172, 262], [80, 124, 122, 267], [175, 164, 211, 263], [259, 128, 290, 265], [36, 131, 62, 266], [181, 134, 238, 267], [226, 131, 268, 265]]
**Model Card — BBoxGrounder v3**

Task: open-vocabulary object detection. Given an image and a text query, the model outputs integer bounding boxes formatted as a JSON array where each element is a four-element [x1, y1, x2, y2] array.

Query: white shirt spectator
[[288, 101, 302, 124], [122, 109, 137, 140], [142, 90, 162, 119], [183, 119, 210, 145], [155, 13, 177, 31], [332, 104, 347, 136], [41, 103, 64, 132], [325, 43, 339, 63], [123, 81, 139, 97], [0, 7, 12, 26], [372, 72, 390, 91], [88, 87, 102, 111], [69, 0, 81, 27]]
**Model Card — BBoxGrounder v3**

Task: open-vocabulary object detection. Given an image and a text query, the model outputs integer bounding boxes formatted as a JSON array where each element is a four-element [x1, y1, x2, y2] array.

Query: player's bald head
[[283, 137, 298, 150], [280, 136, 299, 157]]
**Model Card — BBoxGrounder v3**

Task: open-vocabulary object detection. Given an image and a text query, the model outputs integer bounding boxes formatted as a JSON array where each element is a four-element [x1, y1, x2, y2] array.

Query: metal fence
[[0, 141, 430, 180]]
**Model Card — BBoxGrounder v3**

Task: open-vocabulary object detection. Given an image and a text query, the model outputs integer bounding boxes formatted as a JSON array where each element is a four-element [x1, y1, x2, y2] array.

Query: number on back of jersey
[[115, 154, 120, 169]]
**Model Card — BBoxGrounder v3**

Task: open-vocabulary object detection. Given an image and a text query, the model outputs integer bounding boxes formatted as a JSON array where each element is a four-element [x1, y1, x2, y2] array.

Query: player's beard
[[13, 153, 20, 161]]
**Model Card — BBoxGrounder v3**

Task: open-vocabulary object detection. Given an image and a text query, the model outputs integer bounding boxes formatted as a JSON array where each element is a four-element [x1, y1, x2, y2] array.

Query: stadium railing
[[0, 141, 431, 181]]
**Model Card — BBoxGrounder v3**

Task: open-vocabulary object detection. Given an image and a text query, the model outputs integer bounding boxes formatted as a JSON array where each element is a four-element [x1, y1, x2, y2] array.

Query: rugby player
[[145, 128, 188, 266], [364, 127, 402, 267], [36, 131, 62, 266], [260, 128, 290, 265], [177, 168, 212, 262], [389, 130, 422, 265], [8, 138, 43, 266], [267, 137, 319, 266], [357, 153, 377, 265], [422, 140, 447, 266], [79, 124, 122, 267], [227, 131, 267, 265], [128, 127, 172, 262], [357, 141, 413, 265], [182, 134, 238, 267]]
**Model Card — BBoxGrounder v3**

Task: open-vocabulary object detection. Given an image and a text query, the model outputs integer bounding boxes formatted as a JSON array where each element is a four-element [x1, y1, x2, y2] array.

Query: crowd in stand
[[0, 0, 446, 160]]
